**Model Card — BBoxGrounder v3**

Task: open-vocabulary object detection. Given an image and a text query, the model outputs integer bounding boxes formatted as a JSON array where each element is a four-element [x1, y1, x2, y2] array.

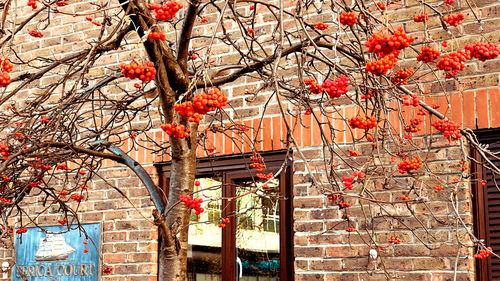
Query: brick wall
[[0, 0, 499, 280]]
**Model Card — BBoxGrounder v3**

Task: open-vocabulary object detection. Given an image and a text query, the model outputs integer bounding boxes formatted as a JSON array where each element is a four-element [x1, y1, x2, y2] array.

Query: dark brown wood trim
[[471, 144, 488, 281]]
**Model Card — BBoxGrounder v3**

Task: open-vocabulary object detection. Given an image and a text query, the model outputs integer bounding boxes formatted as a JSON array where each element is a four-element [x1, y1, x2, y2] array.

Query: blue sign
[[14, 223, 101, 281]]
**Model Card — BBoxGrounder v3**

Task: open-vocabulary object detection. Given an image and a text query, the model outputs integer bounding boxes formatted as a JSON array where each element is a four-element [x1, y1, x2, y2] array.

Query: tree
[[0, 0, 499, 280]]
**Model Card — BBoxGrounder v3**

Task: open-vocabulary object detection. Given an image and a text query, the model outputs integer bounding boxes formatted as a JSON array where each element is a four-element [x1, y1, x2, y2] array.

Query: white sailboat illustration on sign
[[35, 233, 76, 261]]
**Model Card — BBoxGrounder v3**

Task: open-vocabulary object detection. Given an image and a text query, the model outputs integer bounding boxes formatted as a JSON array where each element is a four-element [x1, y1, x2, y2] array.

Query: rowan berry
[[401, 195, 411, 201], [345, 227, 356, 232], [148, 31, 166, 40], [313, 22, 329, 30], [376, 2, 385, 10], [147, 1, 183, 22], [180, 194, 204, 214], [29, 30, 43, 38], [349, 150, 360, 156], [322, 75, 349, 98], [27, 0, 37, 9], [443, 13, 465, 27], [434, 184, 444, 191], [391, 68, 413, 85], [465, 42, 500, 62], [339, 12, 357, 26], [366, 53, 398, 76], [388, 237, 401, 244], [365, 28, 415, 57], [120, 61, 156, 82], [413, 13, 428, 22], [349, 116, 378, 130], [436, 50, 470, 78], [417, 45, 441, 63], [192, 88, 227, 114], [160, 123, 190, 139], [304, 78, 323, 94], [56, 1, 68, 6], [431, 119, 461, 141], [398, 156, 422, 174]]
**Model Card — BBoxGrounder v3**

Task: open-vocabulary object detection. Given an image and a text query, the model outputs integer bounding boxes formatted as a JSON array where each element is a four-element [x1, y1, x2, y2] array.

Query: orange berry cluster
[[192, 88, 228, 114], [431, 119, 461, 141], [465, 42, 500, 62], [398, 157, 422, 174], [29, 30, 43, 37], [56, 1, 68, 6], [443, 13, 464, 27], [0, 143, 10, 160], [322, 75, 349, 98], [401, 195, 411, 201], [366, 53, 397, 76], [120, 61, 156, 82], [16, 228, 28, 234], [58, 219, 67, 225], [313, 22, 329, 30], [365, 28, 415, 57], [27, 0, 37, 9], [338, 201, 352, 208], [218, 218, 230, 228], [249, 154, 266, 172], [70, 194, 85, 202], [180, 194, 204, 215], [434, 184, 444, 191], [147, 1, 183, 21], [161, 123, 190, 138], [304, 78, 323, 94], [0, 72, 11, 88], [403, 94, 420, 106], [391, 68, 413, 85], [474, 247, 492, 259], [257, 172, 273, 181], [327, 194, 340, 201], [349, 116, 377, 130], [342, 176, 354, 190], [349, 150, 360, 156], [345, 227, 356, 232], [404, 118, 423, 133], [339, 12, 357, 26], [388, 237, 401, 244], [413, 13, 428, 22], [436, 50, 470, 78], [148, 31, 166, 40], [417, 45, 441, 63], [444, 0, 454, 4], [376, 2, 385, 10], [174, 102, 205, 123]]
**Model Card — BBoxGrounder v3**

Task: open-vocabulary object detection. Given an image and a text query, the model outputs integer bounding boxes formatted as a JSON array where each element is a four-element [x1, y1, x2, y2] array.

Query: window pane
[[187, 177, 223, 281], [235, 178, 280, 280]]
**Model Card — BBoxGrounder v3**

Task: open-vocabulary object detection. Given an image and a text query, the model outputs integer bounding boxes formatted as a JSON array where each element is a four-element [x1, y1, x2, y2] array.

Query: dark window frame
[[471, 128, 500, 281], [155, 150, 294, 281]]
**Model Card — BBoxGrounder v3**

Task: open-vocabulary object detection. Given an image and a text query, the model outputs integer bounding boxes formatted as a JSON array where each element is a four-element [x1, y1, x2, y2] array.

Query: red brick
[[462, 90, 476, 129], [490, 88, 500, 127]]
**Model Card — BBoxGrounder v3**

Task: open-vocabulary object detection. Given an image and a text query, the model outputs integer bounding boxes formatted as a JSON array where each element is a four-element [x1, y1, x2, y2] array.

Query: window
[[156, 150, 293, 281], [472, 129, 500, 280]]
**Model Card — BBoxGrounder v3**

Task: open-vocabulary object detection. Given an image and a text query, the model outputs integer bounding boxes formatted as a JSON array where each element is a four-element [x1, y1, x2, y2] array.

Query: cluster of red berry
[[249, 154, 266, 172], [148, 31, 166, 40], [434, 184, 444, 191], [404, 118, 423, 133], [353, 170, 365, 179], [397, 156, 422, 174], [28, 0, 37, 9], [180, 194, 204, 215], [327, 194, 340, 201], [342, 176, 354, 190], [322, 75, 349, 98], [443, 13, 465, 27], [345, 227, 356, 232], [376, 2, 386, 10], [147, 1, 183, 21], [391, 68, 414, 85], [431, 119, 461, 141], [365, 28, 415, 57], [57, 219, 67, 225], [218, 218, 230, 228], [56, 1, 68, 6], [120, 61, 157, 82], [481, 180, 487, 186], [417, 45, 441, 63], [436, 49, 471, 77], [304, 78, 323, 94], [29, 30, 43, 37], [388, 237, 401, 244], [413, 13, 428, 22], [103, 266, 114, 275], [0, 72, 10, 88], [365, 53, 397, 76], [349, 116, 377, 130], [0, 143, 10, 160], [70, 194, 84, 202], [192, 88, 228, 114], [173, 102, 205, 123], [313, 22, 329, 30], [339, 12, 357, 26], [401, 195, 411, 201], [349, 150, 360, 156], [465, 42, 500, 62], [338, 201, 352, 208], [444, 0, 455, 4], [474, 247, 493, 259], [257, 172, 273, 181], [161, 123, 190, 138], [16, 228, 28, 234], [0, 197, 10, 203], [403, 94, 420, 106]]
